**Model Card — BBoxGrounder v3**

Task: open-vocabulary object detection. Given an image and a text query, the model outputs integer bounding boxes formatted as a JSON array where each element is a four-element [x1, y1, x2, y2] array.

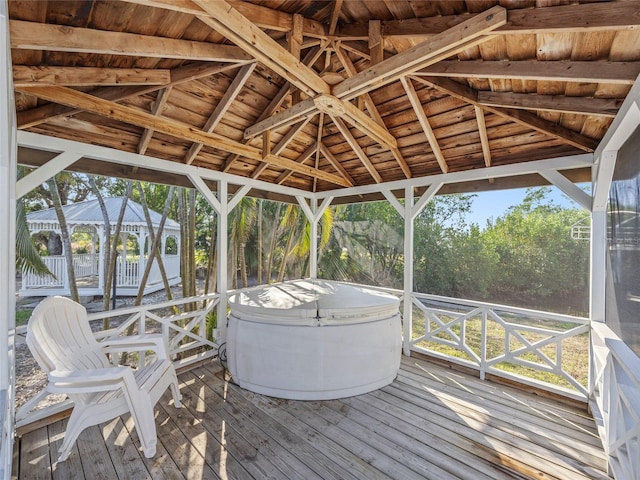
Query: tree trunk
[[47, 177, 79, 302], [136, 182, 174, 303], [87, 176, 111, 303], [277, 228, 296, 283], [47, 233, 62, 255], [204, 219, 217, 295], [240, 242, 248, 288], [265, 202, 282, 283], [103, 182, 132, 311]]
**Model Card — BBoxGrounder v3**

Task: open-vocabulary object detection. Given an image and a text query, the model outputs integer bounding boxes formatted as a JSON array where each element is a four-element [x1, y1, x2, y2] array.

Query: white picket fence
[[409, 292, 590, 401]]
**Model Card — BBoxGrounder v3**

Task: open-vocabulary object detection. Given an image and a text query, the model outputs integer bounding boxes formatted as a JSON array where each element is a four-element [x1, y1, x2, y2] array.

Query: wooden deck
[[12, 356, 609, 480]]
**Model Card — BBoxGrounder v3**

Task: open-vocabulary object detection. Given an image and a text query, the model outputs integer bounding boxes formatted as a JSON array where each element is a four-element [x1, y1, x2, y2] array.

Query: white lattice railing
[[410, 292, 590, 401], [590, 322, 640, 479], [72, 253, 98, 277], [22, 255, 66, 288], [15, 293, 220, 427]]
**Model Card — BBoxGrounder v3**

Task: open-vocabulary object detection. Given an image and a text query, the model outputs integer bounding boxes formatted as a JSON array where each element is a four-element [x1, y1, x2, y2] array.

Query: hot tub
[[227, 279, 401, 400]]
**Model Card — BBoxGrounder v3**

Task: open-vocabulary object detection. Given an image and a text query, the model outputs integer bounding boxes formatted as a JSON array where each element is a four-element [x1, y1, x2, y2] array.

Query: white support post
[[15, 151, 82, 200], [217, 180, 228, 343], [403, 186, 414, 356], [0, 2, 16, 476], [296, 195, 332, 280], [97, 225, 104, 290]]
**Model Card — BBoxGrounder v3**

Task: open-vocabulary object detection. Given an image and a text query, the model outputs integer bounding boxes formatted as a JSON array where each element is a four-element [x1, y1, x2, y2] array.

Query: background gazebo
[[20, 197, 181, 297]]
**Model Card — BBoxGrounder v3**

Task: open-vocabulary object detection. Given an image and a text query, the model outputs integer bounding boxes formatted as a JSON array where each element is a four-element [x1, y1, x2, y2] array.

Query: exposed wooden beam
[[336, 1, 640, 38], [474, 106, 492, 169], [414, 76, 599, 152], [331, 115, 382, 183], [334, 45, 411, 178], [138, 86, 173, 155], [18, 85, 351, 187], [319, 143, 355, 186], [184, 62, 256, 165], [369, 20, 383, 65], [17, 62, 247, 129], [477, 91, 622, 118], [13, 66, 171, 87], [276, 142, 318, 185], [328, 0, 343, 36], [193, 0, 330, 97], [251, 118, 312, 179], [224, 44, 329, 174], [122, 0, 327, 38], [313, 94, 397, 150], [401, 77, 448, 174], [9, 20, 251, 62], [417, 60, 640, 86], [245, 6, 506, 135], [313, 113, 325, 191]]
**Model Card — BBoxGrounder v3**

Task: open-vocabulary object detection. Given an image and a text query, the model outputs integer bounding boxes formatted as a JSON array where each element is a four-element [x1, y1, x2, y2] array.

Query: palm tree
[[229, 196, 257, 288]]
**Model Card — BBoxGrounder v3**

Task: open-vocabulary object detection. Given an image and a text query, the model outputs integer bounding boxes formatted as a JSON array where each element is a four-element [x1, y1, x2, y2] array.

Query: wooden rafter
[[13, 66, 171, 87], [474, 106, 492, 169], [336, 1, 640, 38], [334, 45, 411, 178], [225, 44, 329, 175], [413, 76, 599, 152], [252, 118, 312, 180], [246, 6, 506, 136], [184, 62, 256, 165], [331, 115, 382, 184], [193, 0, 330, 97], [9, 20, 251, 62], [477, 91, 622, 118], [138, 86, 173, 155], [17, 62, 248, 129], [276, 143, 318, 185], [417, 60, 640, 86], [328, 0, 343, 37], [369, 20, 383, 66], [319, 143, 355, 186], [18, 85, 351, 187], [401, 77, 448, 174]]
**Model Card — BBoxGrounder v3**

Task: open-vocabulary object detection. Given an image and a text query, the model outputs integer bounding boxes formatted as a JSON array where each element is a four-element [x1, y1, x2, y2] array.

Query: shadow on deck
[[12, 356, 609, 480]]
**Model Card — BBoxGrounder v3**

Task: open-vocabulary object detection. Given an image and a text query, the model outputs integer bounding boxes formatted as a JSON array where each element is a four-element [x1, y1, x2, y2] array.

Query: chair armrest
[[101, 334, 169, 360], [47, 367, 134, 394]]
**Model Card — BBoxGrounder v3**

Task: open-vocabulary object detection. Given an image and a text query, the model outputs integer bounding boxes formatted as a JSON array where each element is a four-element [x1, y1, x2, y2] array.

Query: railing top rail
[[412, 291, 588, 324]]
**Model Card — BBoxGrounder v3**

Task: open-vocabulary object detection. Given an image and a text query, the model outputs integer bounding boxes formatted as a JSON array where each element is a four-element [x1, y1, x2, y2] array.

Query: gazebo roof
[[26, 197, 181, 231], [11, 1, 639, 203]]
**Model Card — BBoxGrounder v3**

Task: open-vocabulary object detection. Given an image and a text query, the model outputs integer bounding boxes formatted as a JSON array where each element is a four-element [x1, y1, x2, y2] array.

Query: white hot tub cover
[[228, 280, 400, 326]]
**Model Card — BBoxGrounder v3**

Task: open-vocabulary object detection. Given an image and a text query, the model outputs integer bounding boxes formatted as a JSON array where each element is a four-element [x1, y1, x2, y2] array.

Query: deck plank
[[14, 356, 610, 480]]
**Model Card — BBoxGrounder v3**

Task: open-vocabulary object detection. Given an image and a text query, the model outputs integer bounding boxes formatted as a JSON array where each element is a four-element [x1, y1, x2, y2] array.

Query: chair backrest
[[26, 296, 110, 374]]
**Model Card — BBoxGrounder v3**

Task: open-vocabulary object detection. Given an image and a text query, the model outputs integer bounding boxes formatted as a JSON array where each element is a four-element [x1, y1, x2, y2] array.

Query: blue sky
[[465, 185, 588, 228]]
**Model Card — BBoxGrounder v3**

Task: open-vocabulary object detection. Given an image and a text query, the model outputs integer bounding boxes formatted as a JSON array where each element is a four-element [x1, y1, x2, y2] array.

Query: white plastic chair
[[25, 296, 182, 462]]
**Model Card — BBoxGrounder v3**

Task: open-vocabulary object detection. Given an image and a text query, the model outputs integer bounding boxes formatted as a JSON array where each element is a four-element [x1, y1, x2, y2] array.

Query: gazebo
[[21, 197, 181, 297], [2, 1, 640, 479]]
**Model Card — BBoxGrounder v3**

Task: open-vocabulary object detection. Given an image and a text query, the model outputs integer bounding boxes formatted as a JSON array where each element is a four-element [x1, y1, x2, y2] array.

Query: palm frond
[[16, 199, 53, 277]]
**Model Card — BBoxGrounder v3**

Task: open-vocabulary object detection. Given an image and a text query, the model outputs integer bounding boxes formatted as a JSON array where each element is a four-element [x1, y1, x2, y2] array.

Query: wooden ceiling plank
[[319, 143, 355, 186], [276, 142, 318, 185], [13, 66, 171, 87], [225, 44, 328, 174], [334, 45, 411, 178], [17, 62, 247, 129], [121, 0, 327, 38], [193, 0, 330, 97], [138, 86, 173, 155], [474, 105, 492, 168], [401, 77, 448, 174], [333, 6, 506, 101], [417, 60, 640, 85], [9, 20, 251, 62], [19, 85, 350, 187], [331, 115, 383, 183], [336, 2, 640, 39], [415, 76, 598, 152], [245, 6, 506, 137], [184, 62, 256, 165], [251, 117, 312, 179], [477, 91, 622, 117]]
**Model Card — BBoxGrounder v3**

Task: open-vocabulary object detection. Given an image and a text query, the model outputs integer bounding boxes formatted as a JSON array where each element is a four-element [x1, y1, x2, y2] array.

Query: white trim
[[316, 153, 593, 201], [217, 180, 228, 343], [411, 182, 442, 221], [402, 186, 413, 356], [381, 189, 404, 217], [228, 185, 251, 212], [538, 169, 592, 211], [188, 173, 221, 213], [0, 3, 16, 477], [16, 151, 83, 200]]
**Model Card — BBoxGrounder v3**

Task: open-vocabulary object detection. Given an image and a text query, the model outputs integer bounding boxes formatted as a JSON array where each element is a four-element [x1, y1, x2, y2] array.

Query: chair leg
[[126, 393, 158, 458], [57, 406, 89, 462], [170, 371, 182, 408]]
